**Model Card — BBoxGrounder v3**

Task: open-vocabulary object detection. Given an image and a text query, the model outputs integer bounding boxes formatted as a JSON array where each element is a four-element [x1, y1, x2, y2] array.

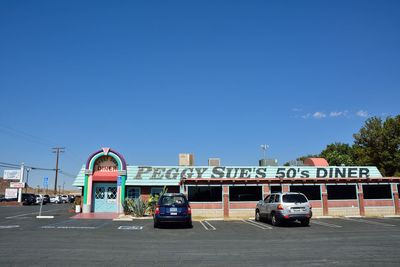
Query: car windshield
[[283, 194, 308, 203], [160, 196, 186, 206]]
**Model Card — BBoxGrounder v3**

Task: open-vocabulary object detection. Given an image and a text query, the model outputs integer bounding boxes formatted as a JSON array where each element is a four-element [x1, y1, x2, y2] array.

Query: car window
[[268, 194, 275, 203], [283, 194, 308, 203], [161, 196, 186, 205], [274, 195, 280, 203]]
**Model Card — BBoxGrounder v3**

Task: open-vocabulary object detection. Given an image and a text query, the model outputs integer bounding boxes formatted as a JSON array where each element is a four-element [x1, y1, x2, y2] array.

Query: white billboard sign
[[10, 182, 25, 188], [3, 170, 21, 180], [5, 188, 18, 199]]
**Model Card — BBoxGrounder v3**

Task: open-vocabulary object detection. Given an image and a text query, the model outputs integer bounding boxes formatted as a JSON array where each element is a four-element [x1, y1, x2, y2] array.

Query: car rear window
[[282, 194, 308, 203], [160, 196, 186, 205]]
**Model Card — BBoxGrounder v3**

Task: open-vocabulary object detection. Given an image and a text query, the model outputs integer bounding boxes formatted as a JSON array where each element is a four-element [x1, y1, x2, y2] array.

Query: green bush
[[123, 197, 147, 217], [147, 186, 168, 215]]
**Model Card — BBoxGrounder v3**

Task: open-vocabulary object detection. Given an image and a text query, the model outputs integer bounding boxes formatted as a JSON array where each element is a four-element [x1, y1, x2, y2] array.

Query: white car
[[61, 195, 69, 203], [35, 195, 43, 204], [50, 195, 62, 204]]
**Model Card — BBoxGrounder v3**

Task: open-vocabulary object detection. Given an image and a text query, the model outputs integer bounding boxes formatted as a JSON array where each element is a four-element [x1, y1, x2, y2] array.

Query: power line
[[0, 161, 20, 168], [59, 170, 77, 178], [0, 124, 57, 147]]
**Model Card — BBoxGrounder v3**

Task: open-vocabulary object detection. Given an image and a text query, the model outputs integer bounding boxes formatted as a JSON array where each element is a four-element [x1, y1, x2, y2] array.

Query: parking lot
[[1, 205, 400, 266]]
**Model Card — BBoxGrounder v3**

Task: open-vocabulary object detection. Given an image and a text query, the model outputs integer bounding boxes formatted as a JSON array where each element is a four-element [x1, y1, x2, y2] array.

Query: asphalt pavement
[[1, 204, 400, 266]]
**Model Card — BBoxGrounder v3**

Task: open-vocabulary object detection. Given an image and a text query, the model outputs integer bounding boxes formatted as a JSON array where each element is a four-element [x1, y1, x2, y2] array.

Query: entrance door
[[93, 183, 117, 212]]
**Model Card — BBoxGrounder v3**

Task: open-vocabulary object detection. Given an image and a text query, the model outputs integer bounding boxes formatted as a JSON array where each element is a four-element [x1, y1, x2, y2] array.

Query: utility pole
[[52, 147, 65, 194]]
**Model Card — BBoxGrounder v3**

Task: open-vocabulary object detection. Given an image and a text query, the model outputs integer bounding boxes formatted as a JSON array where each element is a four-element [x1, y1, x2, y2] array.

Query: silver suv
[[255, 192, 312, 226]]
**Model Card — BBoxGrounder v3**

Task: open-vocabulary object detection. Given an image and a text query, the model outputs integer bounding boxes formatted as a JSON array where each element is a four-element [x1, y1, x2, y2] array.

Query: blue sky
[[0, 1, 399, 189]]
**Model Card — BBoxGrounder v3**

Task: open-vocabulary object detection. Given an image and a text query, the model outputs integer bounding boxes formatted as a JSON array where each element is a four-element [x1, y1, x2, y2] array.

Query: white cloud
[[292, 108, 302, 112], [312, 112, 326, 119], [330, 111, 348, 118], [301, 113, 311, 119], [356, 110, 369, 118]]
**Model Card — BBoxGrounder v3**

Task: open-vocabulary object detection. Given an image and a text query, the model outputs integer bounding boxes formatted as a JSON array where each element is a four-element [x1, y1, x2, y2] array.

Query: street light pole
[[17, 163, 24, 203], [260, 144, 269, 160]]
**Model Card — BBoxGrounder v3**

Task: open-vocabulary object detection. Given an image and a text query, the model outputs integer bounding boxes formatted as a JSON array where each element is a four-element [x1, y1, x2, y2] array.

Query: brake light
[[155, 205, 160, 215], [187, 206, 192, 215], [277, 204, 284, 210]]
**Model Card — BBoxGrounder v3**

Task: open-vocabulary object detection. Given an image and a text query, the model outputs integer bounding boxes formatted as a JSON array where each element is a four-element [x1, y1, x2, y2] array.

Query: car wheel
[[186, 221, 193, 228], [301, 219, 310, 226], [255, 210, 261, 222], [271, 213, 279, 226], [153, 220, 159, 228]]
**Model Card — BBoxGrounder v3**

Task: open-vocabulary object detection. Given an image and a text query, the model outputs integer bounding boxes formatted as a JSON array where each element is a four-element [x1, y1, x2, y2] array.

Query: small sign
[[117, 176, 122, 186], [3, 170, 21, 180], [10, 182, 25, 188], [43, 177, 49, 187], [5, 188, 18, 199]]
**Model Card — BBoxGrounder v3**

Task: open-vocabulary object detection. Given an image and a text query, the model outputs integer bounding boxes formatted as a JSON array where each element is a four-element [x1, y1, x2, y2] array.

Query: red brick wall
[[230, 202, 258, 209], [190, 203, 223, 209], [328, 200, 358, 208], [364, 200, 394, 206]]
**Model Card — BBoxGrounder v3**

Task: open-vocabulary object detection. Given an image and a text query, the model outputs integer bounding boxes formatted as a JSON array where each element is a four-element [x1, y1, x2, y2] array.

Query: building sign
[[5, 188, 18, 199], [3, 170, 21, 180], [10, 182, 25, 188], [133, 166, 382, 180], [94, 156, 118, 172]]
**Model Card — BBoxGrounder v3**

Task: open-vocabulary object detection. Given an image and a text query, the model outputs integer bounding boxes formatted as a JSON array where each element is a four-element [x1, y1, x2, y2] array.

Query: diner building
[[73, 148, 400, 218]]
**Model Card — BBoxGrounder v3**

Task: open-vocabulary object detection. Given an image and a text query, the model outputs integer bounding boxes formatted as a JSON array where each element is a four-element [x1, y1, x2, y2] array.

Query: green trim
[[83, 174, 88, 205], [88, 152, 124, 171], [121, 175, 126, 202]]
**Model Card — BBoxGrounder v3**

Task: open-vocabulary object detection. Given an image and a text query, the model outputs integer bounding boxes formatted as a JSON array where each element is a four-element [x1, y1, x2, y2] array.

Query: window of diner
[[188, 186, 222, 202], [150, 187, 163, 196], [362, 184, 392, 199], [270, 185, 282, 193], [229, 186, 262, 201], [327, 185, 357, 200], [126, 187, 140, 199], [289, 185, 321, 200]]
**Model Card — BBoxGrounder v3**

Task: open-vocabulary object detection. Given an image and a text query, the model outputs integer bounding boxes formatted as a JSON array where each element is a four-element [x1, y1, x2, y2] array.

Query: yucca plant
[[124, 197, 147, 217], [123, 198, 134, 215]]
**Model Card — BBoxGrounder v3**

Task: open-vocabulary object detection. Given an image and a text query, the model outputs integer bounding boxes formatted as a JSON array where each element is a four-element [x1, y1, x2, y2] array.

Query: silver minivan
[[255, 192, 312, 226]]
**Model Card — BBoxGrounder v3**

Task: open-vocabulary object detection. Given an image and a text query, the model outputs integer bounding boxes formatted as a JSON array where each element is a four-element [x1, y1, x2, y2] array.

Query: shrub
[[123, 197, 147, 217], [147, 186, 168, 215]]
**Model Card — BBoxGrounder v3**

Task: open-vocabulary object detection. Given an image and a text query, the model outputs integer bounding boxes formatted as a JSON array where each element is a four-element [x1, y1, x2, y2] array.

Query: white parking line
[[118, 226, 144, 230], [0, 225, 20, 229], [311, 220, 342, 228], [242, 220, 272, 230], [41, 226, 97, 229], [343, 218, 396, 227], [5, 208, 65, 219], [200, 220, 216, 230]]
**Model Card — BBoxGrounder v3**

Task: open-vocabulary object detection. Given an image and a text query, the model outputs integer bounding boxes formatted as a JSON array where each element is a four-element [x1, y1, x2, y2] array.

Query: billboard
[[5, 188, 18, 199], [3, 170, 21, 180]]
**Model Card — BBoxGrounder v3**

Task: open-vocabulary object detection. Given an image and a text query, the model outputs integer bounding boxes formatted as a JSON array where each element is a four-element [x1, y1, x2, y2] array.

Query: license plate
[[170, 213, 177, 216]]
